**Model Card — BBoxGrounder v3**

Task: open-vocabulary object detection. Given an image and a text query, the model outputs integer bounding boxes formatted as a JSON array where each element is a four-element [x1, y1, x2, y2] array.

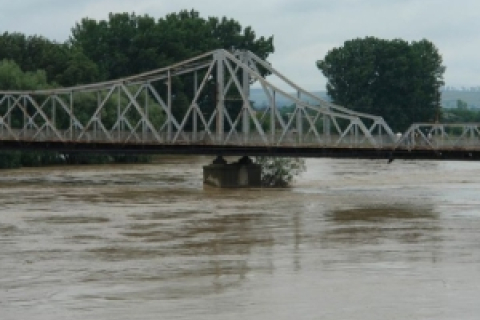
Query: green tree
[[70, 10, 274, 80], [0, 59, 50, 90], [456, 99, 468, 110], [317, 37, 445, 131], [442, 107, 480, 123], [0, 32, 99, 86]]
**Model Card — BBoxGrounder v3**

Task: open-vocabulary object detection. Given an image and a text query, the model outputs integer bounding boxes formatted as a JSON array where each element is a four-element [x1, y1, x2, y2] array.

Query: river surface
[[1, 157, 480, 320]]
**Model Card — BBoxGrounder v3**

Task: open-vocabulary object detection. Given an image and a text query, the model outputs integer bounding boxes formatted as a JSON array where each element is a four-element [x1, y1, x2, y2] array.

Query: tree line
[[443, 101, 480, 123]]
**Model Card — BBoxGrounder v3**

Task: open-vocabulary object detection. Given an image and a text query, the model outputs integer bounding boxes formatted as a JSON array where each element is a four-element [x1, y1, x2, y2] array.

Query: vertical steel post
[[44, 96, 49, 138], [324, 114, 330, 143], [354, 123, 359, 146], [470, 126, 474, 145], [23, 96, 27, 137], [193, 72, 198, 142], [0, 99, 3, 137], [7, 96, 11, 132], [296, 91, 303, 144], [242, 51, 250, 144], [216, 53, 225, 143], [167, 70, 172, 142], [52, 95, 57, 139], [1, 97, 6, 137], [117, 86, 121, 140], [144, 85, 148, 141], [70, 92, 74, 140], [378, 124, 382, 146], [95, 91, 100, 141], [0, 98, 3, 137], [271, 91, 276, 143]]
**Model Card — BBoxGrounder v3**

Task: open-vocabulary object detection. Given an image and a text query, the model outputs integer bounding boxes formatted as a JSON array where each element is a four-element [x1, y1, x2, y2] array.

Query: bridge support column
[[203, 156, 261, 188]]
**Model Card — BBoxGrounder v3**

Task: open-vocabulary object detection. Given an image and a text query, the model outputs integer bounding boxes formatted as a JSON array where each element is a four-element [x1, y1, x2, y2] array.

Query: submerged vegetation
[[255, 157, 306, 187]]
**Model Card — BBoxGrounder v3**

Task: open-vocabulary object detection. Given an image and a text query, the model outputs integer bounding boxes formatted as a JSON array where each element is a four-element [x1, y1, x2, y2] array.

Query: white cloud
[[1, 0, 479, 90]]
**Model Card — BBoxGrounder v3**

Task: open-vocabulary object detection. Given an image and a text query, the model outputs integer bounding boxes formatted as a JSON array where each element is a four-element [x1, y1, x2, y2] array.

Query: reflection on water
[[327, 206, 436, 221], [317, 206, 443, 268], [1, 157, 480, 320], [325, 206, 439, 243]]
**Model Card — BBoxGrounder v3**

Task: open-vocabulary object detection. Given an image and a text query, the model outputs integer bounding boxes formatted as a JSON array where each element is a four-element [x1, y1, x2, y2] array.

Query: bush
[[254, 157, 306, 187]]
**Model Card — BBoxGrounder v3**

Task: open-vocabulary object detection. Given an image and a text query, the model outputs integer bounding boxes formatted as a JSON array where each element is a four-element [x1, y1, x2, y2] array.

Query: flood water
[[1, 156, 480, 320]]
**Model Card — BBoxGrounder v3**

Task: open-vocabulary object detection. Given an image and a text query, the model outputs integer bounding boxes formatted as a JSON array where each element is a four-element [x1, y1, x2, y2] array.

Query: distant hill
[[250, 88, 480, 109], [441, 90, 480, 109]]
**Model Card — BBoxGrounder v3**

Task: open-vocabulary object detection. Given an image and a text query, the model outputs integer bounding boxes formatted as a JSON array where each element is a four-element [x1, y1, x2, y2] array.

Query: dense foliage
[[70, 10, 274, 81], [254, 157, 306, 187], [442, 104, 480, 123], [0, 32, 99, 87], [317, 37, 445, 132], [0, 9, 274, 169]]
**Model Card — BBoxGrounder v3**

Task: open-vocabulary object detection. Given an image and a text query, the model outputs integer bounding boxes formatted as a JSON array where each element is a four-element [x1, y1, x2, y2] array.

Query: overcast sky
[[1, 0, 479, 91]]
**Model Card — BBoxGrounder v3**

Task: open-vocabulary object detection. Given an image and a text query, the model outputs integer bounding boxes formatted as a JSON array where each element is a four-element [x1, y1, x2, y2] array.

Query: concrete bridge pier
[[203, 156, 261, 188]]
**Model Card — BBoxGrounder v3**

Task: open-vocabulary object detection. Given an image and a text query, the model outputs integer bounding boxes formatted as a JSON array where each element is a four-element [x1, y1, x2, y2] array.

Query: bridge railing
[[2, 126, 480, 152]]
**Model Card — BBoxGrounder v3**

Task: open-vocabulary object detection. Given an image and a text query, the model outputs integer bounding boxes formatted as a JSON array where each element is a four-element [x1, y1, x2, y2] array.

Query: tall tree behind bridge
[[70, 10, 274, 80], [317, 37, 445, 132]]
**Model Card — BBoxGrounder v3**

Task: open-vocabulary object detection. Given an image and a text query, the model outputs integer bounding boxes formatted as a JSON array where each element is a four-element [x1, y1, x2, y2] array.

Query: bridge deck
[[1, 139, 479, 161]]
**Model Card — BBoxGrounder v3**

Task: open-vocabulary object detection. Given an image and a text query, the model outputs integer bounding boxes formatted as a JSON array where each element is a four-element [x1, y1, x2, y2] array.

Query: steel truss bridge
[[1, 49, 480, 161]]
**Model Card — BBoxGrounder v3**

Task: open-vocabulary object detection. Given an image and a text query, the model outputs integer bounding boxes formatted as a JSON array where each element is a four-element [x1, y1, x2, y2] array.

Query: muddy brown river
[[1, 156, 480, 319]]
